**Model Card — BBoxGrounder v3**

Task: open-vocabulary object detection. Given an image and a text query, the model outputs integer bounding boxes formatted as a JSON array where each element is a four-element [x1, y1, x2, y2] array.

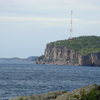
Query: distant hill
[[0, 56, 37, 64], [36, 36, 100, 66], [27, 56, 37, 61]]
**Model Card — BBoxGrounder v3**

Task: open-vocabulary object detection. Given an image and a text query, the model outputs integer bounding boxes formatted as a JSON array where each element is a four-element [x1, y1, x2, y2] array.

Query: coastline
[[10, 84, 100, 100], [36, 36, 100, 66]]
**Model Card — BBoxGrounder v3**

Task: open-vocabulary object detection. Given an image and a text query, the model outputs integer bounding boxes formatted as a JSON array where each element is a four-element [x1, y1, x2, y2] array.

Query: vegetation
[[51, 36, 100, 56], [10, 84, 100, 100], [80, 88, 100, 100], [72, 85, 100, 100]]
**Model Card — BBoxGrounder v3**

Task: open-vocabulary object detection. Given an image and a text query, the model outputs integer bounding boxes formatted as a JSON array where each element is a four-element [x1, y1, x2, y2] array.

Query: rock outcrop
[[36, 36, 100, 66], [36, 44, 100, 66], [81, 52, 100, 66], [36, 44, 81, 65], [10, 84, 100, 100]]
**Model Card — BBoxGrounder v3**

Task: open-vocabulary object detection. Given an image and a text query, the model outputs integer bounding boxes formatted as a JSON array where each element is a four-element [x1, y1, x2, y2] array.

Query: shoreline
[[10, 84, 100, 100]]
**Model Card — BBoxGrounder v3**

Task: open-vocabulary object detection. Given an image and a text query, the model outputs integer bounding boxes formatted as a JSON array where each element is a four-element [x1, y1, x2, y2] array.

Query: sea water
[[0, 64, 100, 100]]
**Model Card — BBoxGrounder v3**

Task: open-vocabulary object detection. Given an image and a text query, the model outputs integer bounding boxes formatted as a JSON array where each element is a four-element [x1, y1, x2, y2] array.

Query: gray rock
[[36, 43, 100, 66]]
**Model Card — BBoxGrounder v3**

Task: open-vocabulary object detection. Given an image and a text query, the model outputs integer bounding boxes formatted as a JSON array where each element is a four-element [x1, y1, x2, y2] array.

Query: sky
[[0, 0, 100, 58]]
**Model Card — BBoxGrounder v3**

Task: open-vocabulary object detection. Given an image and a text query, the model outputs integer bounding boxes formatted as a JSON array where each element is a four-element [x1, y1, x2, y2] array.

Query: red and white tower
[[70, 10, 73, 38]]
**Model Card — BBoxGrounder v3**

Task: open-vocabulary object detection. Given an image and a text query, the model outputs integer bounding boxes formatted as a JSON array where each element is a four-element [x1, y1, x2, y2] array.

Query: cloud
[[0, 16, 67, 22], [0, 0, 100, 12], [0, 0, 100, 27], [0, 16, 100, 27]]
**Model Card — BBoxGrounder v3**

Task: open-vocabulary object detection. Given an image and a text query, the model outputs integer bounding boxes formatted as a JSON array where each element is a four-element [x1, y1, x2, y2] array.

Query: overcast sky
[[0, 0, 100, 58]]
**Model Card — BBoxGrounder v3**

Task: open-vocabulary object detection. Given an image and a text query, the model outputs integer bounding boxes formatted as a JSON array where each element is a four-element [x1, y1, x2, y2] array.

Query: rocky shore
[[10, 84, 100, 100]]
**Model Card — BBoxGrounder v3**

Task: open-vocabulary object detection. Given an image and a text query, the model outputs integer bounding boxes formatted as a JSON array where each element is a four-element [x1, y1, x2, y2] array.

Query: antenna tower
[[70, 10, 73, 38]]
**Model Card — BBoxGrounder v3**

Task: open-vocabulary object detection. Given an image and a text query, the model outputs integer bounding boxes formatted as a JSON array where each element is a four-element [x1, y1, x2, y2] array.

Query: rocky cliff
[[36, 36, 100, 66]]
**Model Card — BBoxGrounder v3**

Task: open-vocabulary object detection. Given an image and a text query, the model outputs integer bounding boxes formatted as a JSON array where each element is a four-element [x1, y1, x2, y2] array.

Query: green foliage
[[38, 55, 45, 59], [80, 89, 100, 100], [80, 89, 87, 100], [19, 97, 24, 100], [80, 48, 100, 56], [51, 36, 100, 56], [73, 94, 80, 99]]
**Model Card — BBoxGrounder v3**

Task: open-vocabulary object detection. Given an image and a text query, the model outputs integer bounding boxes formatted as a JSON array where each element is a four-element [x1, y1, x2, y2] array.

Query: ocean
[[0, 64, 100, 100]]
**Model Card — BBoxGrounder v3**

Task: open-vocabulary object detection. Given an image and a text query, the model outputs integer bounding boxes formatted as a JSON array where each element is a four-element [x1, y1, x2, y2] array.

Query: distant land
[[0, 56, 37, 64], [36, 36, 100, 66]]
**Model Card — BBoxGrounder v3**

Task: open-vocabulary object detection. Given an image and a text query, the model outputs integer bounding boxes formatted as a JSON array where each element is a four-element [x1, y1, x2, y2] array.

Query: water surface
[[0, 64, 100, 100]]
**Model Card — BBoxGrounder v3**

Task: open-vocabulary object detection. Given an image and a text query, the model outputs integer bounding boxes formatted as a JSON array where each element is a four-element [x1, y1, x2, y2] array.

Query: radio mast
[[70, 10, 73, 39]]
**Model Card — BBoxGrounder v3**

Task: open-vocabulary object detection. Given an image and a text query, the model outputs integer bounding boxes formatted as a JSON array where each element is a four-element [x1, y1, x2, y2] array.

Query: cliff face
[[81, 52, 100, 66], [36, 36, 100, 66], [36, 44, 100, 66]]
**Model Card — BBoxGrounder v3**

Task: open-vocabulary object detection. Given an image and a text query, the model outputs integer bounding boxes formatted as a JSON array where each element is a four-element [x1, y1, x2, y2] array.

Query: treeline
[[51, 36, 100, 56]]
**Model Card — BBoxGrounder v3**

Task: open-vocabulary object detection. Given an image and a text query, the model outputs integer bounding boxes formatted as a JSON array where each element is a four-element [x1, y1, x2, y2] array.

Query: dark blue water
[[0, 64, 100, 100]]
